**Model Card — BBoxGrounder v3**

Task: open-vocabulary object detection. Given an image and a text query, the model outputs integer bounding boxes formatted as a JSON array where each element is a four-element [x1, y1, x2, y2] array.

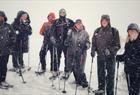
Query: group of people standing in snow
[[0, 8, 140, 95]]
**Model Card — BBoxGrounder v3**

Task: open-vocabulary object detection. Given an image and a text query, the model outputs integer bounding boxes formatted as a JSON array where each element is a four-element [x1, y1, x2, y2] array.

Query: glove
[[91, 51, 95, 57], [116, 55, 124, 62], [85, 43, 90, 50], [104, 48, 110, 56]]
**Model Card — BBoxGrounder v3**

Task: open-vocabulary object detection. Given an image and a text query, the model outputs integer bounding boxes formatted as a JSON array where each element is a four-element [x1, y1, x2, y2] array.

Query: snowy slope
[[0, 49, 128, 95]]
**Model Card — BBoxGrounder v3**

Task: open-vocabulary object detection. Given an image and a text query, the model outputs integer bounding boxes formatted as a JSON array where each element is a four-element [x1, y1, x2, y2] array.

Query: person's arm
[[68, 19, 74, 28], [64, 29, 72, 47], [8, 24, 16, 49], [109, 28, 121, 55], [91, 29, 98, 57], [85, 31, 90, 50], [39, 22, 47, 36]]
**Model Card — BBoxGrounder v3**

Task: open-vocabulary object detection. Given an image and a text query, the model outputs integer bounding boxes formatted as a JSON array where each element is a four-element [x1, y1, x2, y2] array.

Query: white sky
[[0, 0, 140, 64]]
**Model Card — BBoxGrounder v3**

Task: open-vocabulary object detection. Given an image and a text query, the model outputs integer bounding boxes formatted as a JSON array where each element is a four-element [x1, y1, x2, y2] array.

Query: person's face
[[75, 22, 83, 30], [20, 14, 28, 21], [0, 16, 4, 22], [60, 10, 66, 17], [128, 30, 137, 37], [48, 15, 54, 22], [101, 19, 109, 27]]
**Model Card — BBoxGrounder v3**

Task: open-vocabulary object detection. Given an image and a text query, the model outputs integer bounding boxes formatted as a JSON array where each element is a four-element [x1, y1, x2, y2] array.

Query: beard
[[126, 32, 139, 42]]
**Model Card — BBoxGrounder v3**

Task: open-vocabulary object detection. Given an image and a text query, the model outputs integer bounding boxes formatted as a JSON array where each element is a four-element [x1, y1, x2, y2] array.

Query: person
[[64, 19, 90, 88], [0, 11, 16, 89], [91, 15, 120, 95], [50, 8, 74, 76], [116, 23, 140, 95], [38, 12, 56, 73], [11, 10, 32, 71]]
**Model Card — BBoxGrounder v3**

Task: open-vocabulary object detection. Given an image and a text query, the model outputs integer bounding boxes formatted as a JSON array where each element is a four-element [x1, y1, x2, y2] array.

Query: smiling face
[[48, 15, 55, 22], [101, 19, 109, 28]]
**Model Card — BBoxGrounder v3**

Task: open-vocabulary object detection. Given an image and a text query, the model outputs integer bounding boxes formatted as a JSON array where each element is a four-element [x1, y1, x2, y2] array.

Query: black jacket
[[91, 27, 120, 56], [119, 34, 140, 67], [50, 18, 74, 46], [0, 23, 16, 56], [11, 11, 32, 53]]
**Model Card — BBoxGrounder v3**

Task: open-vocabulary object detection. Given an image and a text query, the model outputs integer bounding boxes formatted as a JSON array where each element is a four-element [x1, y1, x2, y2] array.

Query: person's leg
[[0, 55, 9, 82], [63, 46, 68, 72], [106, 56, 116, 95], [49, 46, 53, 71], [130, 67, 140, 95], [97, 56, 106, 91], [18, 53, 24, 68], [12, 52, 18, 68], [39, 45, 47, 71], [54, 46, 62, 71], [0, 56, 3, 83]]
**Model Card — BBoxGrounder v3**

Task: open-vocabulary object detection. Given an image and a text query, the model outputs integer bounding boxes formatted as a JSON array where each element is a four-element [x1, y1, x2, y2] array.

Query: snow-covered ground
[[0, 0, 140, 95], [0, 50, 128, 95]]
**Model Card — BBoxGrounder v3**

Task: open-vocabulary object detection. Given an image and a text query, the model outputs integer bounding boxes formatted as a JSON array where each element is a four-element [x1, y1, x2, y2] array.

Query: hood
[[100, 14, 111, 27], [14, 10, 30, 24], [0, 11, 7, 22]]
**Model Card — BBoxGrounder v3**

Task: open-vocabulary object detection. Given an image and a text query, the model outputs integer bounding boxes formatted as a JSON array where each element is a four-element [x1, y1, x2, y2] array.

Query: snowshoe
[[60, 72, 71, 80], [49, 71, 62, 80], [93, 90, 105, 95], [16, 68, 26, 75], [8, 67, 18, 72], [0, 81, 14, 89], [0, 84, 9, 90], [35, 69, 46, 75], [80, 81, 88, 88]]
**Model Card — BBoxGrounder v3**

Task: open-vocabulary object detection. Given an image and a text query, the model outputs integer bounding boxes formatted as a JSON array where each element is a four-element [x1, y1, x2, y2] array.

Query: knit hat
[[127, 23, 139, 33]]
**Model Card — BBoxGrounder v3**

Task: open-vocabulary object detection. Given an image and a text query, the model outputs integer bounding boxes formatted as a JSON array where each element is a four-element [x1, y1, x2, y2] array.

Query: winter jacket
[[40, 22, 54, 46], [119, 34, 140, 67], [65, 27, 90, 57], [91, 27, 120, 56], [50, 18, 74, 46], [11, 11, 32, 53], [0, 23, 16, 56]]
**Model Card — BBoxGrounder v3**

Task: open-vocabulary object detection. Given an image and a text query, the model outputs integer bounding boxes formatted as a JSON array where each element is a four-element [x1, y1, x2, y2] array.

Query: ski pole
[[27, 38, 31, 71], [18, 40, 26, 83], [18, 64, 26, 83], [115, 61, 119, 95], [88, 57, 94, 95], [62, 72, 67, 93], [62, 50, 70, 94], [51, 46, 55, 87], [55, 47, 61, 90]]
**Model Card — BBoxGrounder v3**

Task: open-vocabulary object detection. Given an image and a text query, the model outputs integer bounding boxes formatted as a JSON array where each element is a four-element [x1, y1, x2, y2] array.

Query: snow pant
[[97, 55, 116, 95], [39, 43, 53, 71], [55, 45, 67, 72], [66, 50, 88, 84], [0, 55, 9, 82], [125, 66, 140, 95], [12, 52, 24, 68]]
